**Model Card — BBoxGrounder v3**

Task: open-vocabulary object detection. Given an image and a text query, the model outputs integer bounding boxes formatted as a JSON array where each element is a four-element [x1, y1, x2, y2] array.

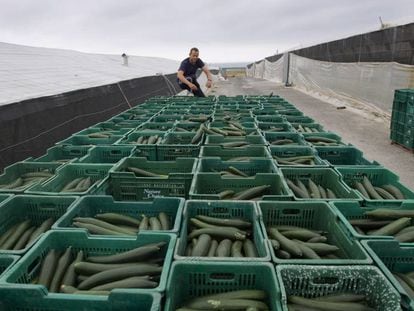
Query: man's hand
[[206, 80, 212, 88], [189, 83, 198, 91]]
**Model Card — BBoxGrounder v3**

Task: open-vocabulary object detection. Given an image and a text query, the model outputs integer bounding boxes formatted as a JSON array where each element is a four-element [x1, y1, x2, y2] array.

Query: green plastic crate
[[157, 132, 202, 161], [164, 261, 283, 311], [0, 255, 19, 279], [269, 146, 328, 167], [264, 132, 307, 146], [197, 158, 279, 175], [26, 163, 112, 196], [174, 200, 270, 261], [0, 194, 12, 205], [1, 230, 175, 294], [110, 157, 197, 201], [281, 167, 361, 201], [0, 195, 78, 255], [205, 134, 266, 146], [32, 145, 91, 164], [0, 290, 160, 311], [363, 240, 414, 310], [336, 167, 414, 206], [53, 195, 184, 234], [0, 162, 61, 193], [258, 201, 371, 265], [330, 201, 414, 240], [251, 109, 280, 116], [255, 115, 287, 123], [199, 145, 271, 160], [56, 135, 123, 146], [136, 122, 176, 132], [77, 146, 136, 163], [277, 265, 401, 311], [316, 145, 380, 166], [189, 173, 292, 201], [117, 130, 165, 145]]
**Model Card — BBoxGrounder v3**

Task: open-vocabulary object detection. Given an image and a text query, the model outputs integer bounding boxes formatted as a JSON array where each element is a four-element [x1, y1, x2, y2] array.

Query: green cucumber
[[49, 246, 73, 293]]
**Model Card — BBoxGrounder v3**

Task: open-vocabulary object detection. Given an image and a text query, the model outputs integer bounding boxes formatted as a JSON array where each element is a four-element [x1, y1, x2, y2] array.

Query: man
[[177, 47, 213, 97]]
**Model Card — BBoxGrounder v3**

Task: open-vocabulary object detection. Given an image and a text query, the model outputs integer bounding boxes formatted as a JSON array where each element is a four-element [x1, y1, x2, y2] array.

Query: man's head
[[189, 47, 199, 64]]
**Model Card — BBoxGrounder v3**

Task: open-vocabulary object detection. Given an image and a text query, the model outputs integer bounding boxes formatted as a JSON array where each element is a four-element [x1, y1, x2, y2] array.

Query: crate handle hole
[[110, 150, 122, 155], [311, 276, 339, 285], [282, 209, 300, 215], [209, 273, 235, 280]]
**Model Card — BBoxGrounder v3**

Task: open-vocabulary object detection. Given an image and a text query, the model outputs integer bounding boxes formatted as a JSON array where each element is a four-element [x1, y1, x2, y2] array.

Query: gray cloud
[[0, 0, 413, 62]]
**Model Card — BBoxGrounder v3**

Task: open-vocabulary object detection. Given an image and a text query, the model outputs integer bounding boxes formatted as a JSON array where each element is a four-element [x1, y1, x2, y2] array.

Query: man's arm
[[202, 65, 213, 88], [177, 70, 198, 90]]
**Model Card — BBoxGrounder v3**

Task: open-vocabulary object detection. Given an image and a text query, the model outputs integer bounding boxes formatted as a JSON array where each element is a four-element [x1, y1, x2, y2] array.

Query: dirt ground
[[207, 77, 414, 190]]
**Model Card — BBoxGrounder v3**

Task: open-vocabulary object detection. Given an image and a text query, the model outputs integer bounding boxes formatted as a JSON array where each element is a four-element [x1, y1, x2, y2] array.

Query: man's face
[[189, 51, 199, 64]]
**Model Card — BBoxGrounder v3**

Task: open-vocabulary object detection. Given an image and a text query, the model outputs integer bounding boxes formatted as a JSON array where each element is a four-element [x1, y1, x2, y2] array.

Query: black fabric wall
[[0, 73, 179, 170], [248, 22, 414, 66]]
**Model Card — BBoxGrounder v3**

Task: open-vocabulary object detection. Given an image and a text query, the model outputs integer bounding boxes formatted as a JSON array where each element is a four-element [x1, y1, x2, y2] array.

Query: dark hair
[[190, 47, 199, 54]]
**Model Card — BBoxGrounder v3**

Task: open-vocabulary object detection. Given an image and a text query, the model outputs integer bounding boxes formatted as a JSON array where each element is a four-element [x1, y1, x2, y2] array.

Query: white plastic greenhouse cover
[[247, 54, 414, 113]]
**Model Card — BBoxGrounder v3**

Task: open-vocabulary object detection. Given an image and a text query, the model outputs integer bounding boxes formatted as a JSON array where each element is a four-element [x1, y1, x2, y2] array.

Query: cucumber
[[27, 218, 55, 245], [216, 239, 232, 257], [368, 217, 411, 236], [86, 242, 165, 264], [231, 240, 244, 257], [362, 176, 382, 200], [149, 217, 162, 230], [185, 244, 193, 256], [191, 234, 211, 257], [395, 230, 414, 242], [90, 275, 158, 291], [268, 228, 302, 257], [1, 219, 31, 250], [61, 250, 83, 287], [3, 177, 24, 189], [74, 262, 158, 275], [61, 284, 110, 295], [364, 209, 414, 219], [139, 215, 149, 230], [281, 230, 321, 241], [293, 240, 320, 259], [269, 239, 280, 250], [61, 177, 83, 192], [218, 189, 235, 199], [158, 212, 170, 230], [38, 249, 59, 290], [127, 167, 165, 177], [296, 179, 310, 197], [49, 246, 73, 293], [191, 127, 204, 144], [243, 239, 258, 257], [190, 218, 218, 229], [12, 226, 35, 250], [188, 227, 246, 240], [227, 166, 249, 177], [73, 222, 125, 236], [301, 242, 340, 255], [381, 184, 404, 199], [308, 179, 320, 199], [207, 240, 219, 257], [393, 273, 414, 299], [318, 185, 327, 199], [95, 213, 140, 227], [74, 217, 135, 235], [0, 224, 19, 248], [196, 215, 252, 229], [349, 219, 392, 229], [354, 181, 369, 198], [275, 249, 291, 259], [75, 177, 92, 192], [78, 264, 162, 290], [307, 236, 328, 243], [326, 188, 337, 199], [232, 185, 270, 200], [314, 293, 366, 302]]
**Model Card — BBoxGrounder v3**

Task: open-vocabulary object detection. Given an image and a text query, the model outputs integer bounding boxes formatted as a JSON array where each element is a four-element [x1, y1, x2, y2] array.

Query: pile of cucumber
[[61, 177, 95, 193], [0, 170, 54, 190], [294, 124, 321, 133], [0, 218, 54, 250], [176, 289, 269, 310], [71, 212, 170, 235], [36, 242, 165, 295], [287, 293, 373, 311], [184, 215, 258, 258], [216, 185, 271, 200], [87, 131, 116, 138], [128, 135, 162, 145], [286, 178, 337, 199], [352, 176, 405, 200], [304, 136, 343, 146], [273, 155, 318, 166], [267, 226, 340, 260], [349, 208, 414, 241]]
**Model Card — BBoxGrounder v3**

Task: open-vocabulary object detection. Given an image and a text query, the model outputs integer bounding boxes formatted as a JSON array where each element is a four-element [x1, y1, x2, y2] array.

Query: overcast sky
[[0, 0, 413, 63]]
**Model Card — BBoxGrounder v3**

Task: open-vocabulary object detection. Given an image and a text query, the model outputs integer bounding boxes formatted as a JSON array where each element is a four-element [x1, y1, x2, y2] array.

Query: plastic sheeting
[[289, 54, 414, 112], [247, 53, 414, 112]]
